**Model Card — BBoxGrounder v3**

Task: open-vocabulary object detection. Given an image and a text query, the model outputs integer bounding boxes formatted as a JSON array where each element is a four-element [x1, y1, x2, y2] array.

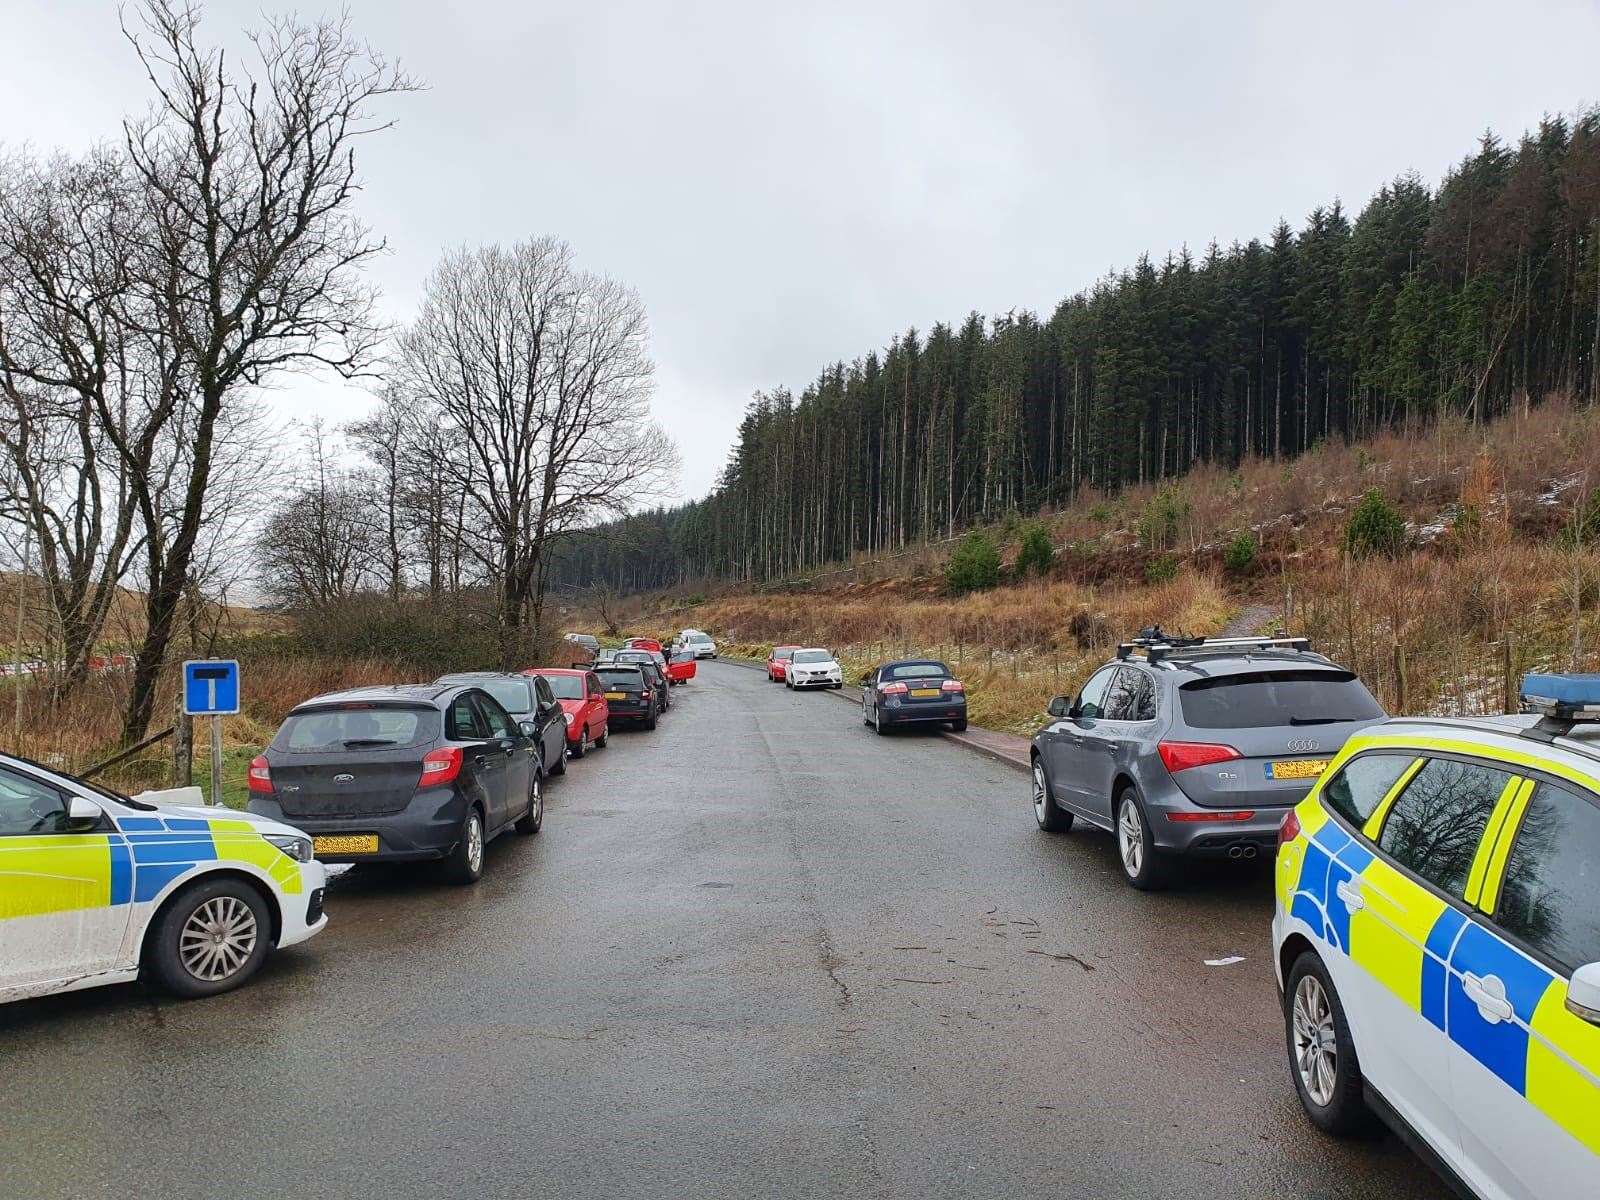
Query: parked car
[[767, 645, 800, 682], [435, 671, 568, 778], [1032, 631, 1385, 890], [615, 649, 672, 711], [525, 667, 609, 758], [861, 659, 967, 734], [0, 751, 328, 1002], [679, 630, 717, 659], [665, 645, 698, 686], [1273, 673, 1600, 1198], [564, 632, 600, 658], [594, 664, 658, 730], [786, 647, 843, 689], [624, 637, 664, 653], [248, 683, 543, 885]]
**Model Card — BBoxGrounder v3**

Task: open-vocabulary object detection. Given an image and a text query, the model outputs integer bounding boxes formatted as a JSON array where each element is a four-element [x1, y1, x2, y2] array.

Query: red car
[[523, 668, 609, 758], [767, 645, 801, 682], [624, 637, 663, 653]]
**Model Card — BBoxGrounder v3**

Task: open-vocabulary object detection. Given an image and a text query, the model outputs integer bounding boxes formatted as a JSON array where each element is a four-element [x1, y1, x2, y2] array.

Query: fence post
[[1393, 642, 1408, 715], [172, 689, 193, 788], [1502, 634, 1516, 715]]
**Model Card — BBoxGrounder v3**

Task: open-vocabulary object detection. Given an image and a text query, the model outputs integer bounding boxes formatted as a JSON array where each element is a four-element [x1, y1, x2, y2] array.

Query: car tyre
[[595, 723, 608, 748], [515, 771, 544, 835], [644, 711, 658, 731], [572, 726, 590, 759], [951, 718, 968, 732], [1032, 757, 1073, 833], [444, 807, 486, 885], [145, 876, 272, 998], [1115, 787, 1171, 890], [873, 706, 889, 736], [1285, 951, 1372, 1136]]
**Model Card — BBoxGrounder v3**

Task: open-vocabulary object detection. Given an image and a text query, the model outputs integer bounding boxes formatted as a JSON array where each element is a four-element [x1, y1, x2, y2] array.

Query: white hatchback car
[[679, 630, 718, 659], [786, 648, 843, 689], [0, 752, 328, 1003]]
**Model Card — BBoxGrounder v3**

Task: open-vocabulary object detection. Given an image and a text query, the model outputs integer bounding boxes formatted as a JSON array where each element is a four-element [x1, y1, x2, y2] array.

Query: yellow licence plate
[[312, 833, 378, 856], [1267, 759, 1330, 781], [910, 687, 942, 698], [605, 691, 626, 700]]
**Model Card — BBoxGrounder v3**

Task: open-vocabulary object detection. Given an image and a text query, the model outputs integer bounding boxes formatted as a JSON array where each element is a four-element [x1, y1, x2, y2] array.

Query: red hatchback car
[[767, 645, 801, 682], [524, 668, 609, 758]]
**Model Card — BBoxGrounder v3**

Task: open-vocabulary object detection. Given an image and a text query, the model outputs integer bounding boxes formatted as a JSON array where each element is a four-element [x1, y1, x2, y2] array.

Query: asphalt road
[[1, 661, 1448, 1199]]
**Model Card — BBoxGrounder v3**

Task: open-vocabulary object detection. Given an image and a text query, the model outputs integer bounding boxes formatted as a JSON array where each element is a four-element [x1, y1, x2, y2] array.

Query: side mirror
[[1567, 962, 1600, 1025], [1047, 696, 1070, 720], [517, 718, 538, 738], [66, 795, 103, 832]]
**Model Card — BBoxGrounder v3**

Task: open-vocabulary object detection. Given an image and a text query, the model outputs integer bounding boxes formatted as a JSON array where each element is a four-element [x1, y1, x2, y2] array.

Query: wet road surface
[[1, 661, 1447, 1199]]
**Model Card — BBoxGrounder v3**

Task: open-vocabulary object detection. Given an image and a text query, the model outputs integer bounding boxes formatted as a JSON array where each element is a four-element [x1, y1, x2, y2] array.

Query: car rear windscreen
[[1178, 670, 1383, 730], [886, 661, 951, 680], [275, 705, 439, 751], [539, 674, 585, 700], [596, 668, 644, 688]]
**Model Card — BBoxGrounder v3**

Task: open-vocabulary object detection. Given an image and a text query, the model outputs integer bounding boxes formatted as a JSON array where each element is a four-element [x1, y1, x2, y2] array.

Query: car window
[[1075, 666, 1118, 720], [0, 765, 69, 836], [1102, 668, 1153, 721], [275, 706, 436, 751], [793, 650, 832, 663], [586, 673, 602, 697], [773, 648, 795, 661], [887, 661, 950, 680], [1493, 779, 1600, 974], [1376, 757, 1515, 899], [1320, 753, 1416, 829], [474, 676, 534, 715], [596, 668, 644, 689], [533, 677, 556, 708], [448, 695, 487, 740], [1177, 670, 1384, 730], [474, 694, 514, 739]]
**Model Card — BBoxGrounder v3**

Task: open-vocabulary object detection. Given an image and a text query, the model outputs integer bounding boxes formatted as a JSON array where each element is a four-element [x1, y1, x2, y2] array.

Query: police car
[[1273, 674, 1600, 1198], [0, 752, 328, 1003]]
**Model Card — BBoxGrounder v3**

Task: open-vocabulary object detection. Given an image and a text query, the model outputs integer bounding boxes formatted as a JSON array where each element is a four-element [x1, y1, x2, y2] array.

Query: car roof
[[1354, 713, 1600, 778], [291, 684, 455, 710], [435, 671, 524, 683], [1121, 649, 1344, 680], [526, 667, 587, 676]]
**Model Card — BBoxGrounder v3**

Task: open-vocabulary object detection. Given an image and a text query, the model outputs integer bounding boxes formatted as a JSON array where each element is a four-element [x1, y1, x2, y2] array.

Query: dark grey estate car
[[248, 683, 543, 884], [1031, 632, 1385, 889]]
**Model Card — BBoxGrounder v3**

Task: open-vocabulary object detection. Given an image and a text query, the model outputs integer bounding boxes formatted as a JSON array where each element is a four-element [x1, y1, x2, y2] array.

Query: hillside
[[616, 399, 1600, 733]]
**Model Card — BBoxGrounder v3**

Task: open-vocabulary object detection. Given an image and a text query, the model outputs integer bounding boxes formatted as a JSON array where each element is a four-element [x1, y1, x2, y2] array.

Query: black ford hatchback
[[247, 684, 542, 884]]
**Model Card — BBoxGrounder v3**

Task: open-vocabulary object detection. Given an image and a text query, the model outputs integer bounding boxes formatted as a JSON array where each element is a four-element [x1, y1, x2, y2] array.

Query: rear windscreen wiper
[[1288, 715, 1362, 726], [342, 738, 399, 747]]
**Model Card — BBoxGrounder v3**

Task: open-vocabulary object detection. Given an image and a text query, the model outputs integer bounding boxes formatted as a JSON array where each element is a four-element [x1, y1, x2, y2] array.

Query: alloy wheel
[[1032, 763, 1049, 823], [466, 813, 484, 875], [1118, 798, 1144, 877], [178, 895, 258, 982], [1293, 974, 1339, 1107]]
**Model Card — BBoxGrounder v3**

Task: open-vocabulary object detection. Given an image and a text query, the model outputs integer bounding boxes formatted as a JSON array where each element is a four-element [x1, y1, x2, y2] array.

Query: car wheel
[[873, 706, 888, 736], [644, 712, 658, 731], [951, 718, 968, 732], [1115, 788, 1170, 890], [1032, 757, 1073, 833], [145, 876, 272, 998], [862, 697, 872, 726], [515, 771, 544, 835], [1285, 951, 1371, 1135], [572, 726, 590, 759], [595, 723, 608, 748], [444, 807, 486, 884]]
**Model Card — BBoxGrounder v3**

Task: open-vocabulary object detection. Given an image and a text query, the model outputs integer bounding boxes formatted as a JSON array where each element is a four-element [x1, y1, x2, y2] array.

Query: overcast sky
[[5, 1, 1598, 500]]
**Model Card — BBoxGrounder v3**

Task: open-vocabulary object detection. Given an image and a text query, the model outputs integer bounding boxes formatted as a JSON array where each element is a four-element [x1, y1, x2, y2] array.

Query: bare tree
[[347, 391, 407, 601], [100, 0, 416, 741], [393, 237, 676, 666]]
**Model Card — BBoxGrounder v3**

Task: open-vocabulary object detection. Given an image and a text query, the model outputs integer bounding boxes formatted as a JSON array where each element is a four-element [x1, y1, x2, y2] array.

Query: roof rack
[[1115, 625, 1311, 665]]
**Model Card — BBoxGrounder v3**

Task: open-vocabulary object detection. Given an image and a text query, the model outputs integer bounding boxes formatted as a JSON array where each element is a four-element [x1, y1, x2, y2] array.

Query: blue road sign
[[183, 659, 240, 716]]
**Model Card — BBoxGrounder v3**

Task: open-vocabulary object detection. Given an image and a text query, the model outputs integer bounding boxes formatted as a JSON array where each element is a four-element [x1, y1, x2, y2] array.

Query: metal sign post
[[182, 660, 240, 806]]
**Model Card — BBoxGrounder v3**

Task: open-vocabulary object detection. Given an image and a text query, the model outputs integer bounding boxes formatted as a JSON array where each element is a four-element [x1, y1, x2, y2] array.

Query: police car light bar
[[1519, 672, 1600, 735]]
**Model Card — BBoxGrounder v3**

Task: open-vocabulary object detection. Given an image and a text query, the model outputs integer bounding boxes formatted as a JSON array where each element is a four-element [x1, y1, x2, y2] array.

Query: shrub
[[1560, 487, 1600, 547], [1344, 488, 1406, 558], [1223, 532, 1257, 574], [999, 509, 1021, 539], [1015, 521, 1055, 577], [1137, 486, 1191, 551], [1144, 554, 1178, 584], [946, 531, 1001, 593]]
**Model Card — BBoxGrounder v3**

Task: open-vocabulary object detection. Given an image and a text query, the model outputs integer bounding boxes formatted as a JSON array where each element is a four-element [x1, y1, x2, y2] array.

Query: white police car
[[1273, 673, 1600, 1198], [0, 752, 328, 1003]]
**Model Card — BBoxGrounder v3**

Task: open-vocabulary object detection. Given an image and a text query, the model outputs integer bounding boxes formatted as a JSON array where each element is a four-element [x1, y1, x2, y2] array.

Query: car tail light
[[1167, 809, 1256, 822], [1157, 741, 1242, 774], [247, 755, 273, 794], [941, 679, 964, 693], [419, 746, 463, 787], [881, 681, 908, 695], [1278, 809, 1302, 847]]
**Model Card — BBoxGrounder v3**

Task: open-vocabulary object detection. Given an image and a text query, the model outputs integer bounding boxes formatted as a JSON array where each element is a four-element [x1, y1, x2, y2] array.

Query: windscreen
[[539, 674, 585, 700], [596, 667, 644, 689], [886, 661, 951, 680], [1178, 670, 1383, 730], [476, 677, 535, 714], [275, 705, 439, 751], [793, 650, 832, 663], [773, 648, 795, 661]]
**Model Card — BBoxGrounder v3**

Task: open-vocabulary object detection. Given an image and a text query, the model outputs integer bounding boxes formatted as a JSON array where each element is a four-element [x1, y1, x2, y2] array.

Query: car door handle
[[1461, 972, 1515, 1024], [1334, 879, 1365, 913]]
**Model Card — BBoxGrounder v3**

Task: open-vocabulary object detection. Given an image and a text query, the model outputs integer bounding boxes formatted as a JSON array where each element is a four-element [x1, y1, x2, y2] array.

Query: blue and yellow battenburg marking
[[0, 814, 300, 922], [1279, 740, 1600, 1155]]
